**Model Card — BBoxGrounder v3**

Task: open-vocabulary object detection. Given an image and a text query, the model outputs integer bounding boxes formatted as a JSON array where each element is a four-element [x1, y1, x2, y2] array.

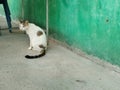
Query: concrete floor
[[0, 18, 120, 90]]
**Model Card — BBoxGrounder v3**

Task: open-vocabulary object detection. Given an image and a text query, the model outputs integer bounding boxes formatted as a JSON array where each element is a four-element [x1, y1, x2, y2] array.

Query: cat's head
[[19, 20, 29, 31]]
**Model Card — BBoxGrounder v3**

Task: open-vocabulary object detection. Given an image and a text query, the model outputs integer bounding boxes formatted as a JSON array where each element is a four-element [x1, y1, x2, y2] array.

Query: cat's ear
[[19, 20, 22, 23], [25, 20, 29, 25], [19, 19, 23, 23]]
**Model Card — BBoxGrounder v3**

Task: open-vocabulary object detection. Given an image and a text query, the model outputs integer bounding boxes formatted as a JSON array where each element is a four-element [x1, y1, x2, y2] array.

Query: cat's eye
[[20, 20, 23, 23]]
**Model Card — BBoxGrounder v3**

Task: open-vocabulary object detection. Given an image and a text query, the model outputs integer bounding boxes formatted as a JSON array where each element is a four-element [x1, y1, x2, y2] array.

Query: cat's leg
[[32, 46, 39, 51], [32, 44, 41, 51], [28, 41, 33, 50], [28, 46, 32, 50]]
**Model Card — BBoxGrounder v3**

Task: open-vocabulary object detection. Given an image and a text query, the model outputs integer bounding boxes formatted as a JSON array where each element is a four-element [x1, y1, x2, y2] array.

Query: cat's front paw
[[28, 46, 32, 50]]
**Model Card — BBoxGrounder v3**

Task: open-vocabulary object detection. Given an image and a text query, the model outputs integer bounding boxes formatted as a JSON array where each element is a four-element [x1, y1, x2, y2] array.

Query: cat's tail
[[25, 49, 46, 59]]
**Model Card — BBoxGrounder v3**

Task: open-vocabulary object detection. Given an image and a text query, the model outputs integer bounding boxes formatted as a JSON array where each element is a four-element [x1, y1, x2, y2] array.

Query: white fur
[[19, 23, 47, 52]]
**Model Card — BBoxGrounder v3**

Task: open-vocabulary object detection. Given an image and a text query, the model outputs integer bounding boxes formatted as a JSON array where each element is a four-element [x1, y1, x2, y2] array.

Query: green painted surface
[[0, 0, 46, 26], [0, 0, 120, 66], [49, 0, 120, 66], [0, 0, 21, 19]]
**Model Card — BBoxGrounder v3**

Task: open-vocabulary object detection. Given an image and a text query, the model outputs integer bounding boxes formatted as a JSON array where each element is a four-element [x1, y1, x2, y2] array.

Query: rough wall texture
[[0, 0, 120, 66], [49, 0, 120, 66]]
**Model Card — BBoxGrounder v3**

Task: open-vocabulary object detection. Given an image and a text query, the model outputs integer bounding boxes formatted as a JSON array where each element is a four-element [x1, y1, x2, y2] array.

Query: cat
[[19, 20, 47, 59]]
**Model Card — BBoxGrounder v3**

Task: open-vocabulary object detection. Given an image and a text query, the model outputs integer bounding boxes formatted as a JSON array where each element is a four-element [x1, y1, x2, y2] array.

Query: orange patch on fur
[[37, 31, 43, 36], [39, 45, 45, 48]]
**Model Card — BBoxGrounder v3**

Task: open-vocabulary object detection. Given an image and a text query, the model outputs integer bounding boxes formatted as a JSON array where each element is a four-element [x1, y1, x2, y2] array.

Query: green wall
[[0, 0, 120, 66], [49, 0, 120, 66], [0, 0, 21, 19], [0, 0, 46, 26]]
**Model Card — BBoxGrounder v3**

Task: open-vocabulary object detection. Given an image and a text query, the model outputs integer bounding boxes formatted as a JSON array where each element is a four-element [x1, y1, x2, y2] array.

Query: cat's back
[[29, 23, 37, 29], [28, 23, 46, 39], [29, 23, 43, 32]]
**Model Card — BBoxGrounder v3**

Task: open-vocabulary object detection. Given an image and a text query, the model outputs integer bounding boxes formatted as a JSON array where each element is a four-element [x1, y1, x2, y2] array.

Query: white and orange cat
[[19, 20, 47, 59]]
